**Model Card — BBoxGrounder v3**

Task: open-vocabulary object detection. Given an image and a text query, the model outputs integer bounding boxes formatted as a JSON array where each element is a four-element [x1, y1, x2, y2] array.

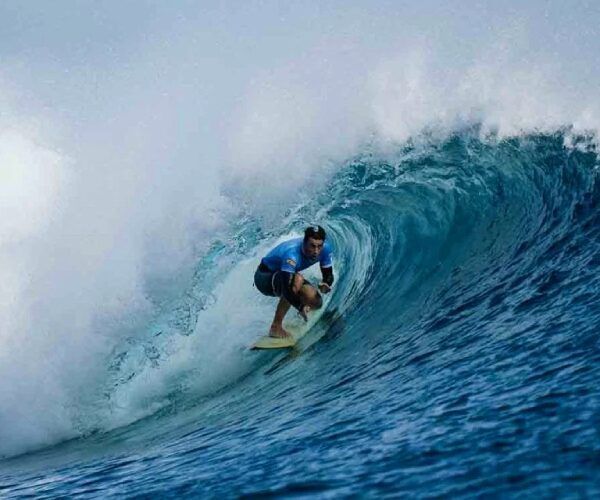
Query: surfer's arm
[[319, 243, 334, 291], [321, 266, 334, 287]]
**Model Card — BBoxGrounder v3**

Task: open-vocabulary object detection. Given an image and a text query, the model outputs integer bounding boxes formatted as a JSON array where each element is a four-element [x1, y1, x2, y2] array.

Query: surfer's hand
[[318, 282, 331, 294], [299, 305, 311, 322]]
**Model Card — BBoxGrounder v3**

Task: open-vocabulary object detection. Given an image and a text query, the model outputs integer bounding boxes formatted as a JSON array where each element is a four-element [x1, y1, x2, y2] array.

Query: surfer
[[254, 225, 334, 338]]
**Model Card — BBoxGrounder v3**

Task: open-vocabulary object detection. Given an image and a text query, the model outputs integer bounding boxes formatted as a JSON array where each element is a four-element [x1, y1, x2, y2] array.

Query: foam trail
[[0, 85, 226, 456], [0, 118, 71, 453]]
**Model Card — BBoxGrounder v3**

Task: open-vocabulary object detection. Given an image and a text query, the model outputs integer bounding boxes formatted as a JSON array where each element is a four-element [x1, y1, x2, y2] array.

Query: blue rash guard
[[261, 237, 333, 273], [254, 237, 334, 310]]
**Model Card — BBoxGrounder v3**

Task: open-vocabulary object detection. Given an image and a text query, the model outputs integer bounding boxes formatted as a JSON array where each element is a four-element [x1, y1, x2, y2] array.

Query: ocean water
[[1, 3, 600, 498]]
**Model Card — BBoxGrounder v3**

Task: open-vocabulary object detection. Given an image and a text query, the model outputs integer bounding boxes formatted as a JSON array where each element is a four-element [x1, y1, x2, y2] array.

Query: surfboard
[[250, 335, 296, 350]]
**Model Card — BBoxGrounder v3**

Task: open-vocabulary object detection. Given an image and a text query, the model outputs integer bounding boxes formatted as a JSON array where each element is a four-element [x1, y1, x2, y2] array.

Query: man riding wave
[[254, 225, 334, 338]]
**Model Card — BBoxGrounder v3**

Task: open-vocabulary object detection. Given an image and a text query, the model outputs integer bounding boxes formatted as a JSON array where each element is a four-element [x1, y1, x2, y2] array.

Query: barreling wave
[[98, 129, 600, 442], [3, 127, 600, 498]]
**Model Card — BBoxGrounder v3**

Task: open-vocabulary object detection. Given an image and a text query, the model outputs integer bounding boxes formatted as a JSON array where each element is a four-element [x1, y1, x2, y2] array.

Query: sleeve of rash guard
[[321, 266, 334, 286]]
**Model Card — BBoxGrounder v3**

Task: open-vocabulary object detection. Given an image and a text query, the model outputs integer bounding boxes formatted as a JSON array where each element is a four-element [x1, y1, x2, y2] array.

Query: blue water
[[2, 131, 600, 497]]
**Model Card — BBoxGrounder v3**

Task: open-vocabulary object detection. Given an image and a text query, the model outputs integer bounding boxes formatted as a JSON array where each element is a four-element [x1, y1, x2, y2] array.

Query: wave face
[[2, 130, 600, 497]]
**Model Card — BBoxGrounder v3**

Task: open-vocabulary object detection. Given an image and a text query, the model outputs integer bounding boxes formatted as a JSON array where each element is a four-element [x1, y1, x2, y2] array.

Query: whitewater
[[1, 2, 600, 497]]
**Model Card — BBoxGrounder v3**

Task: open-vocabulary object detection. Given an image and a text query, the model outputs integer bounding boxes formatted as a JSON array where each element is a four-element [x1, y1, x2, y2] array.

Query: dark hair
[[304, 225, 326, 242]]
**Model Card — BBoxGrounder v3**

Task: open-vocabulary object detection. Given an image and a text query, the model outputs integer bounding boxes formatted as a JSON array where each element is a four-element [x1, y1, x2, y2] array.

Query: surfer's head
[[303, 225, 326, 259], [300, 283, 323, 309]]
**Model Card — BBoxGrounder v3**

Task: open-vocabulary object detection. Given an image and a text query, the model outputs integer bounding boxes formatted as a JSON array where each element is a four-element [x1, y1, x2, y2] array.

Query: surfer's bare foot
[[269, 324, 291, 338]]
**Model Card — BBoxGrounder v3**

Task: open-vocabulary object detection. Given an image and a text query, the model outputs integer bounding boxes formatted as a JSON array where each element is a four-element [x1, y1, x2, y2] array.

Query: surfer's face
[[303, 237, 324, 259]]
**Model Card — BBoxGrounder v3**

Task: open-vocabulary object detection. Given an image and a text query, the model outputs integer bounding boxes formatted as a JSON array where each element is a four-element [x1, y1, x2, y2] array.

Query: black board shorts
[[254, 265, 285, 297], [254, 264, 311, 298]]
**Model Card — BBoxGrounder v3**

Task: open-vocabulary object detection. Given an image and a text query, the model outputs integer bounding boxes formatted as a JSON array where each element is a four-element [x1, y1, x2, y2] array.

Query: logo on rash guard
[[286, 258, 296, 267]]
